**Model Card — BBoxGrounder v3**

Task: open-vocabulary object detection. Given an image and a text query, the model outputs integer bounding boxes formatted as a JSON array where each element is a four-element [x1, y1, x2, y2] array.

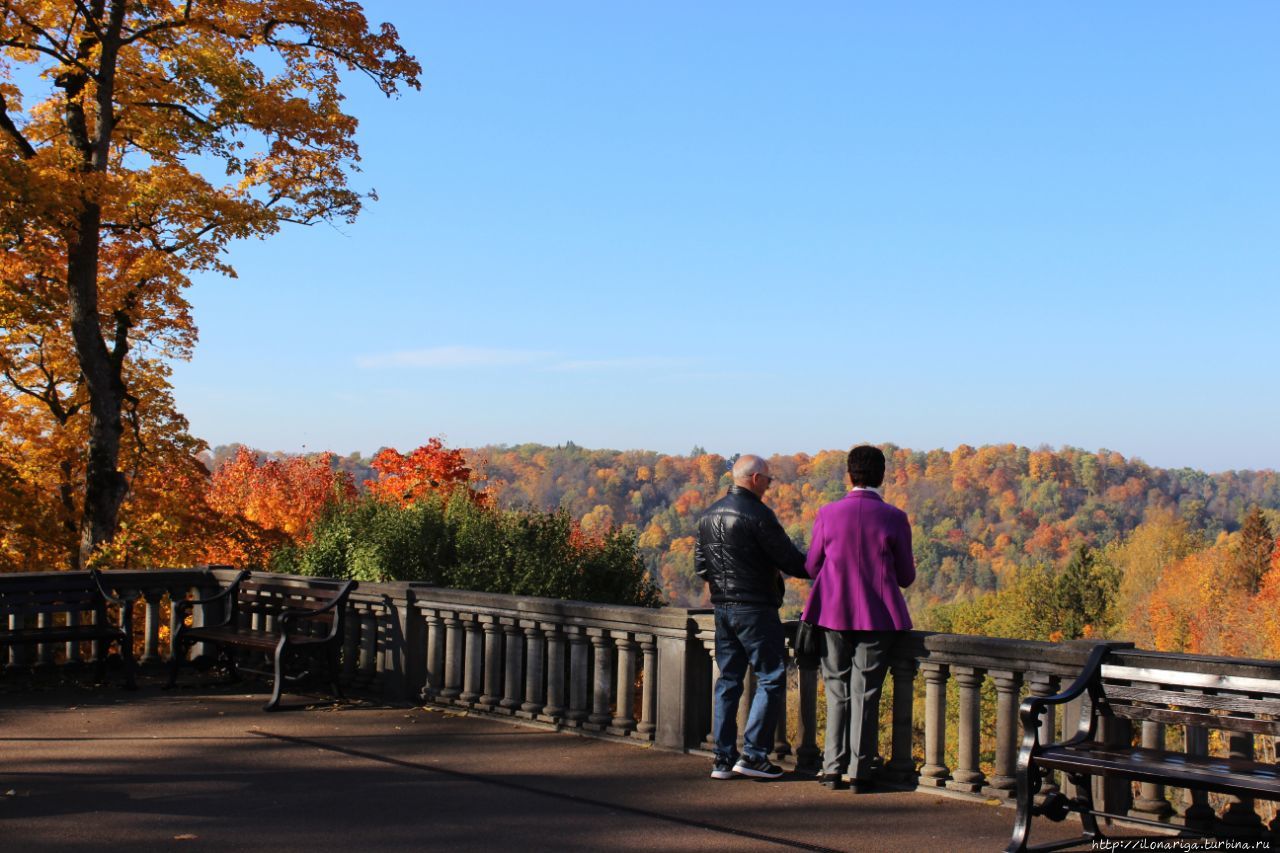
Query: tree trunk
[[66, 205, 127, 568]]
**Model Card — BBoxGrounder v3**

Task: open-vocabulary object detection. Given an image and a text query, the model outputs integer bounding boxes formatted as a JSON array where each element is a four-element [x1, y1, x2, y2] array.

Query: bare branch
[[0, 92, 37, 159]]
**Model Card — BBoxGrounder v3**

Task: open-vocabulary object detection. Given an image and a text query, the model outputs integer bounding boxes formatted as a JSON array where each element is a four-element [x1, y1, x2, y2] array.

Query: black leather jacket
[[695, 486, 808, 607]]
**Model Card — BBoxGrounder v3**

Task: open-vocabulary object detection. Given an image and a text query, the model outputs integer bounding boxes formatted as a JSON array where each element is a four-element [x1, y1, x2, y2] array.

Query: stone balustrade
[[3, 567, 1276, 838]]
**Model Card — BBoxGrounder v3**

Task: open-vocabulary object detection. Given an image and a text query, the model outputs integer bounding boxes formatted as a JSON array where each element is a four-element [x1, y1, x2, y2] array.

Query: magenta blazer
[[800, 490, 916, 631]]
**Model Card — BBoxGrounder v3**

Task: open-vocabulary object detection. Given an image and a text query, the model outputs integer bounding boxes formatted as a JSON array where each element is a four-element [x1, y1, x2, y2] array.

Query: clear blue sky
[[168, 2, 1280, 473]]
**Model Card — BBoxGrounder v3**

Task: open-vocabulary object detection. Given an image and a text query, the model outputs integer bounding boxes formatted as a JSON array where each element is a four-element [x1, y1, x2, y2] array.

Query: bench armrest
[[277, 580, 357, 639], [1018, 644, 1111, 746], [174, 569, 251, 617], [89, 568, 130, 608]]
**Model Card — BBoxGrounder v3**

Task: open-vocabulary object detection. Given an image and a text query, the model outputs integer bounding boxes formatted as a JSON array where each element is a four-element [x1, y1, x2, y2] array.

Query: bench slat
[[0, 626, 126, 643], [1105, 702, 1280, 736], [1101, 664, 1280, 696], [1102, 683, 1280, 716], [1038, 743, 1280, 799]]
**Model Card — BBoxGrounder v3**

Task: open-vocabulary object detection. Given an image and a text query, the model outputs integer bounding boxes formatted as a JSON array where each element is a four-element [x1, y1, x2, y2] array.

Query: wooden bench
[[1008, 644, 1280, 851], [0, 570, 137, 689], [166, 571, 357, 711]]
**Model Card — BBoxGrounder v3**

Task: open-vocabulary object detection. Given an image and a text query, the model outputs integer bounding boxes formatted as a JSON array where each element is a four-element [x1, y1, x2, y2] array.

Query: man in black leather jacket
[[695, 454, 807, 780]]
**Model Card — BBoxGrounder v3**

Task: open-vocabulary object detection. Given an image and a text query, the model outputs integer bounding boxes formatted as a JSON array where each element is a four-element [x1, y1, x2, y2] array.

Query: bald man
[[695, 454, 807, 780]]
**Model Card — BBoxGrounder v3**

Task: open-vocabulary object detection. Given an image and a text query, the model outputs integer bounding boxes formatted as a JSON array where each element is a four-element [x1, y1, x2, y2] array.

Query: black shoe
[[850, 779, 878, 794], [818, 773, 848, 790], [733, 756, 785, 779], [710, 757, 736, 780]]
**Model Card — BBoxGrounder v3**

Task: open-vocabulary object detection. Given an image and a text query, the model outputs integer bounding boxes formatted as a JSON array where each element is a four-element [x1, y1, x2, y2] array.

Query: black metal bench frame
[[166, 570, 357, 711], [0, 569, 137, 689], [1007, 644, 1280, 852]]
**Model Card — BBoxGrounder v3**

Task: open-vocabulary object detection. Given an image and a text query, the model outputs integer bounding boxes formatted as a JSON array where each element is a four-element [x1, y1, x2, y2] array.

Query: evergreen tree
[[1233, 505, 1274, 593]]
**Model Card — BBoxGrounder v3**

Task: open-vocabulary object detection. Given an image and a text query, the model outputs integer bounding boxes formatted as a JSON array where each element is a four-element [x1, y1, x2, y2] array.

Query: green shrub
[[280, 493, 663, 608]]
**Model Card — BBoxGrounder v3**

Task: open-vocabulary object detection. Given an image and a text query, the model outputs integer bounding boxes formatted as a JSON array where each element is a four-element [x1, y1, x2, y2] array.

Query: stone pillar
[[438, 613, 463, 701], [1131, 720, 1174, 819], [795, 655, 821, 775], [541, 624, 566, 721], [587, 629, 613, 728], [610, 632, 638, 733], [520, 623, 544, 715], [500, 619, 524, 711], [948, 666, 987, 792], [653, 632, 693, 750], [565, 626, 590, 724], [478, 617, 503, 708], [422, 609, 445, 700], [919, 661, 950, 787], [1025, 674, 1060, 798], [983, 670, 1023, 797], [886, 656, 918, 782], [141, 590, 163, 664], [637, 635, 657, 737], [459, 615, 483, 705], [1221, 731, 1263, 833]]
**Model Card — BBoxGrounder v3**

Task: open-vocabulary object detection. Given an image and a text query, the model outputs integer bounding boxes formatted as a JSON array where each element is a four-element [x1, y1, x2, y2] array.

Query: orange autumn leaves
[[202, 440, 479, 568]]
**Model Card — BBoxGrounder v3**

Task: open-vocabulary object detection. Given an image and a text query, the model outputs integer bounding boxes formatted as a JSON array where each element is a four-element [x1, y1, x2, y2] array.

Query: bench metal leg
[[327, 646, 344, 701], [1007, 764, 1035, 852], [264, 643, 287, 711]]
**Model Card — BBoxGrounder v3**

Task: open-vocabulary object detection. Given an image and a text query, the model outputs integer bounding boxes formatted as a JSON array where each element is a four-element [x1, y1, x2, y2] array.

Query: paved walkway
[[2, 677, 1111, 852]]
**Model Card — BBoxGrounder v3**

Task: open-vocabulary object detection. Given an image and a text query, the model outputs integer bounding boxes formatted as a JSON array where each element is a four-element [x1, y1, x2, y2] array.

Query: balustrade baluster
[[35, 612, 53, 668], [478, 616, 503, 707], [460, 615, 483, 705], [141, 590, 162, 664], [1131, 720, 1174, 819], [422, 609, 445, 700], [65, 609, 83, 665], [438, 613, 463, 701], [948, 666, 986, 792], [984, 670, 1022, 798], [565, 626, 590, 724], [586, 629, 613, 728], [1025, 674, 1060, 799], [773, 658, 791, 759], [1221, 730, 1264, 833], [795, 654, 821, 775], [520, 623, 544, 716], [500, 619, 523, 711], [701, 638, 718, 751], [1181, 724, 1215, 830], [357, 604, 378, 689], [919, 661, 950, 787], [610, 632, 638, 734], [637, 635, 657, 737], [541, 623, 566, 721], [886, 656, 918, 782]]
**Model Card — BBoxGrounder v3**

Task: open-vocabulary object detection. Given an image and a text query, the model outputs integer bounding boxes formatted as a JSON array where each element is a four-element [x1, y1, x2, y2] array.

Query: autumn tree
[[203, 447, 355, 567], [0, 2, 419, 566], [367, 439, 479, 507]]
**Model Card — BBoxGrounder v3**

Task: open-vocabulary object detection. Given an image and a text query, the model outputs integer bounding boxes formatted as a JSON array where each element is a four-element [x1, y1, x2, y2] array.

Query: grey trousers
[[820, 629, 894, 779]]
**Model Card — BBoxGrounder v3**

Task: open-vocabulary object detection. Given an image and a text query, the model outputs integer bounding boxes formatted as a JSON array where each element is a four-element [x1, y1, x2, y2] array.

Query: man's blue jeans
[[712, 604, 787, 763]]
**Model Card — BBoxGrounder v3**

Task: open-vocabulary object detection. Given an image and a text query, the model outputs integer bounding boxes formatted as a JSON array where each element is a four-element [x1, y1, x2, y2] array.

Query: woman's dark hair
[[847, 445, 886, 488]]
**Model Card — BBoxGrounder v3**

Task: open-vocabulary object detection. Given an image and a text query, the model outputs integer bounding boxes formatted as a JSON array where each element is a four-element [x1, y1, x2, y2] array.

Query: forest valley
[[4, 438, 1279, 659]]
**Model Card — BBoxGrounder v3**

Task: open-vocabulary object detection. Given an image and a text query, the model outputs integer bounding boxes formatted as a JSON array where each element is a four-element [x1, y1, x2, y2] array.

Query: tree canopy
[[1, 1, 419, 567]]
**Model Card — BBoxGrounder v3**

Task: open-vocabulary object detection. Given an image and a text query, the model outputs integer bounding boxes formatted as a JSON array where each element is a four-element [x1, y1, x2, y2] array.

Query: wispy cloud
[[358, 347, 695, 374], [551, 356, 691, 372], [356, 346, 550, 369]]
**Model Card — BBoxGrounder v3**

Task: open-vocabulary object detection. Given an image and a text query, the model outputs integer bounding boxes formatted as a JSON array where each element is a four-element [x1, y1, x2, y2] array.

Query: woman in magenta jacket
[[801, 445, 915, 791]]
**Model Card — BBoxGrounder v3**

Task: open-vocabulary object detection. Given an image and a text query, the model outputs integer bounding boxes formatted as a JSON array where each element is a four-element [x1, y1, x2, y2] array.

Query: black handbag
[[793, 618, 824, 659]]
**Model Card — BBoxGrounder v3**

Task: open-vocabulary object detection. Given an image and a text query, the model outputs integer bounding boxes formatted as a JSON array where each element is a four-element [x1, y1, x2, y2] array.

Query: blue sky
[[168, 2, 1279, 472]]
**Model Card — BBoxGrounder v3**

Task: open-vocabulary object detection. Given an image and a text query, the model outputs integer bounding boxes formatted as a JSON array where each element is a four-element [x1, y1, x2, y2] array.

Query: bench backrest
[[0, 572, 110, 622], [232, 577, 353, 629], [1098, 663, 1280, 737]]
